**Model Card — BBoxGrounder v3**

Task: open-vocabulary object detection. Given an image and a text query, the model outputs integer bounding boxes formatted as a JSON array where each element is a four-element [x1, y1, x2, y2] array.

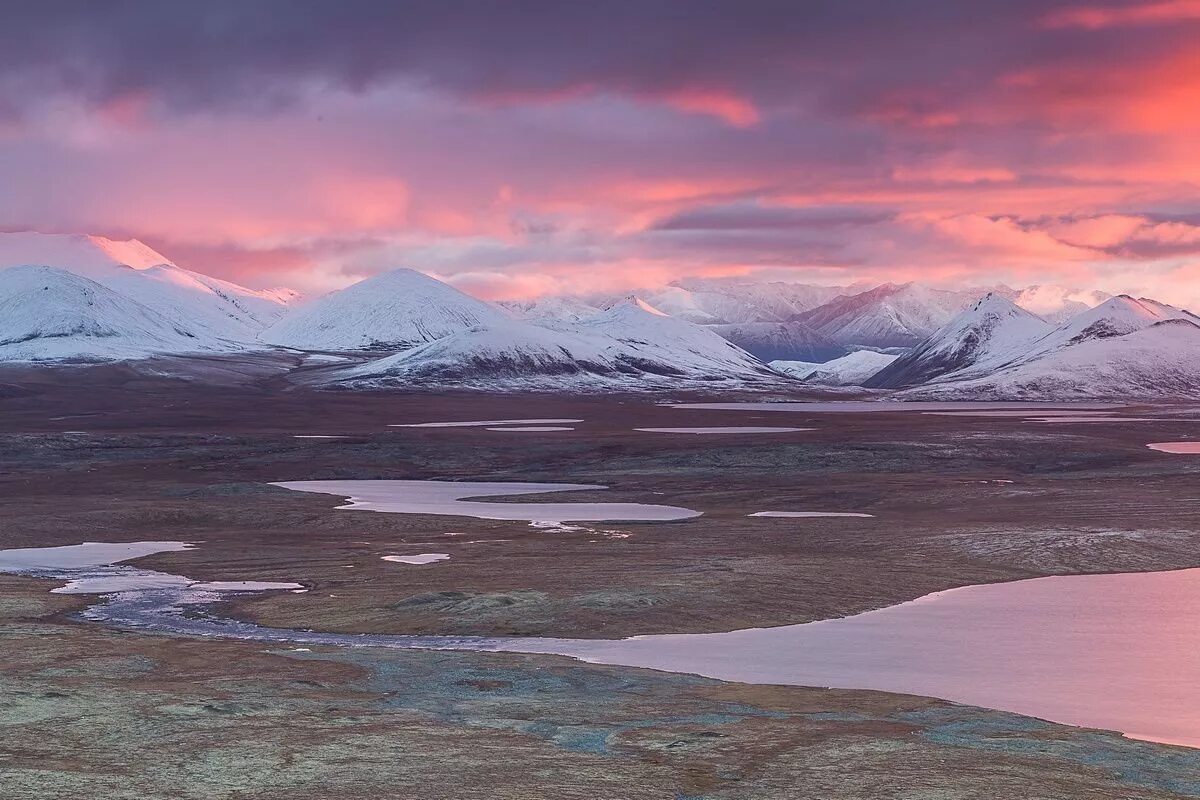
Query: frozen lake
[[382, 553, 451, 565], [272, 479, 702, 523]]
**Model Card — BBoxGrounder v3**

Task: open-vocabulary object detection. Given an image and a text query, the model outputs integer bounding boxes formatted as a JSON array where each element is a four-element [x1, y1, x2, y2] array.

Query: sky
[[3, 0, 1200, 303]]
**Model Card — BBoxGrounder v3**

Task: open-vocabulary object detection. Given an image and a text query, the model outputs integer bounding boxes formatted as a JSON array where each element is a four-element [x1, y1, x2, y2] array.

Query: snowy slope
[[0, 232, 291, 341], [901, 319, 1200, 400], [0, 266, 223, 362], [333, 298, 784, 390], [573, 297, 776, 379], [261, 268, 510, 351], [333, 320, 628, 389], [798, 283, 978, 347], [706, 321, 847, 361], [772, 350, 899, 386], [864, 293, 1052, 389], [1010, 295, 1198, 366]]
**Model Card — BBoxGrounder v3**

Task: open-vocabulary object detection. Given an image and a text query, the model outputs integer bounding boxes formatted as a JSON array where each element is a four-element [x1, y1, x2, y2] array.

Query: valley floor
[[3, 364, 1200, 797]]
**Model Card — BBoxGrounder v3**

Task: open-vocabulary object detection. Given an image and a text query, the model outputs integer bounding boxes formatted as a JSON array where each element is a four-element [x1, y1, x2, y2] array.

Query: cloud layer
[[3, 1, 1200, 303]]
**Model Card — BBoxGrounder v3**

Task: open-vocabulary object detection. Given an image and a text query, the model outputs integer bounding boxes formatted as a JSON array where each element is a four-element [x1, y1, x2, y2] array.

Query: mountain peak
[[967, 291, 1030, 316], [864, 290, 1052, 389], [0, 231, 173, 276], [260, 266, 508, 351], [603, 295, 669, 316]]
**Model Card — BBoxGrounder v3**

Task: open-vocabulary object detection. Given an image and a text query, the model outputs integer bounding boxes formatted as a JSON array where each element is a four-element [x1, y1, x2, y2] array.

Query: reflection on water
[[548, 570, 1200, 749], [272, 480, 701, 523]]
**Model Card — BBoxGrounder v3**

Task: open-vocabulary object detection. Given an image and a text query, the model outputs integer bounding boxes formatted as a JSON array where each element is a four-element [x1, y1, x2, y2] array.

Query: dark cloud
[[2, 0, 1190, 120], [653, 202, 894, 231]]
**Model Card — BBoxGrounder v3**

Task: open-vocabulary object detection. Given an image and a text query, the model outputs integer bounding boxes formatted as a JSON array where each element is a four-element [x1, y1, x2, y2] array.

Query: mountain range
[[335, 297, 779, 391], [2, 231, 1197, 399], [888, 295, 1200, 400]]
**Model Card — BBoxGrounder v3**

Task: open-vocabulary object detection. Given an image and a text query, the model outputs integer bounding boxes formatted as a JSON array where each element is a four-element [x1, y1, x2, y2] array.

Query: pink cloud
[[659, 88, 761, 128], [1041, 0, 1200, 29]]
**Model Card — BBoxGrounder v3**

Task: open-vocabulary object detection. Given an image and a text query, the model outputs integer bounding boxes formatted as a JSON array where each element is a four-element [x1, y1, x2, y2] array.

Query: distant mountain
[[902, 318, 1200, 400], [0, 266, 224, 362], [331, 297, 782, 390], [518, 279, 1114, 349], [0, 232, 290, 342], [797, 282, 980, 347], [645, 279, 852, 324], [704, 321, 847, 362], [772, 350, 899, 386], [864, 293, 1052, 389], [261, 268, 510, 351]]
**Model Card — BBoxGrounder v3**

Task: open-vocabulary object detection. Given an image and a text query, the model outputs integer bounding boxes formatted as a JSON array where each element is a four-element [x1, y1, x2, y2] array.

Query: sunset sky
[[4, 1, 1200, 302]]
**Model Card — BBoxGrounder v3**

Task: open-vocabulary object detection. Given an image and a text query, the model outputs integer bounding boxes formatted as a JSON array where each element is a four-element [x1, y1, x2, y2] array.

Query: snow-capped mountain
[[864, 293, 1052, 389], [0, 232, 291, 342], [891, 294, 1200, 399], [261, 268, 510, 351], [705, 321, 847, 362], [797, 283, 980, 347], [901, 318, 1200, 400], [772, 350, 899, 386], [331, 297, 782, 390], [0, 266, 224, 362]]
